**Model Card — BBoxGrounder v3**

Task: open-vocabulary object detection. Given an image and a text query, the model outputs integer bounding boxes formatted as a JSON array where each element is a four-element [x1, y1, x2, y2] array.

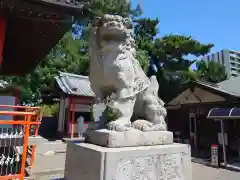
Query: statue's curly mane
[[88, 14, 150, 100], [89, 14, 136, 55]]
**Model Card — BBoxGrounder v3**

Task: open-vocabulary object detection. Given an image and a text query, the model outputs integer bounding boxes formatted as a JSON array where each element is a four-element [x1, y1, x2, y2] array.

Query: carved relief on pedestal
[[114, 152, 188, 180]]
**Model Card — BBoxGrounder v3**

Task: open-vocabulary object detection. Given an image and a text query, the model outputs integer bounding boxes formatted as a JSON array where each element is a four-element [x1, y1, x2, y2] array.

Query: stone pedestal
[[85, 129, 173, 147], [64, 143, 192, 180]]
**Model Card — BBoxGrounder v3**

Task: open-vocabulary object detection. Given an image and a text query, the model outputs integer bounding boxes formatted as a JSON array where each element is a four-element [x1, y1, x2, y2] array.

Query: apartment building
[[201, 49, 240, 79]]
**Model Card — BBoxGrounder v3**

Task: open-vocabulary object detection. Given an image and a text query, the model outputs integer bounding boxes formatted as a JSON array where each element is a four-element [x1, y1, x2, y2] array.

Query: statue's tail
[[148, 75, 159, 94], [149, 75, 165, 106]]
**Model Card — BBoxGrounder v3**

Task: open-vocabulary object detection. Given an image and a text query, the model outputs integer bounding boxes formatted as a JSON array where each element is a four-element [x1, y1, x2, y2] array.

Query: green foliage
[[41, 104, 59, 117], [195, 60, 227, 83], [77, 0, 142, 25], [135, 49, 149, 73], [90, 107, 94, 122], [134, 18, 159, 42], [89, 0, 142, 18], [150, 35, 213, 72], [106, 106, 118, 122]]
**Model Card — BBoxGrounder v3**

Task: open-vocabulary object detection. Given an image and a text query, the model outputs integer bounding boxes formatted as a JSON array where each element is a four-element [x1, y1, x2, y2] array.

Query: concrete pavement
[[193, 163, 239, 180], [32, 141, 66, 174], [34, 162, 240, 180]]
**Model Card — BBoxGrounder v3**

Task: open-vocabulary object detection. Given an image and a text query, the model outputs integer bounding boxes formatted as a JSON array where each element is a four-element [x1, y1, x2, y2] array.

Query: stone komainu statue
[[88, 14, 167, 132]]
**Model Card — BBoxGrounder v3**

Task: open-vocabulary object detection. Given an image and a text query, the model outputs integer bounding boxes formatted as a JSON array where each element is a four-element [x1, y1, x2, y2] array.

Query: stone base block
[[64, 143, 192, 180], [85, 129, 173, 147]]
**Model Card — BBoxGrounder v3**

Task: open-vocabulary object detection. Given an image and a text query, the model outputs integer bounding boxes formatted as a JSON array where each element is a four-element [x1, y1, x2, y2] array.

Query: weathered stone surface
[[88, 14, 167, 132], [85, 129, 173, 148], [64, 143, 192, 180]]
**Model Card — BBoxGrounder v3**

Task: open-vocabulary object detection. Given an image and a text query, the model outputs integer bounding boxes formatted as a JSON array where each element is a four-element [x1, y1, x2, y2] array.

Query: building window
[[230, 53, 237, 58], [231, 62, 236, 67], [231, 68, 237, 74], [221, 50, 225, 65]]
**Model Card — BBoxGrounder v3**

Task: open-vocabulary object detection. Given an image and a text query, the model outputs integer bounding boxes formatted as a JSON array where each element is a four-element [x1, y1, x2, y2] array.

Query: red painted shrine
[[54, 72, 95, 138]]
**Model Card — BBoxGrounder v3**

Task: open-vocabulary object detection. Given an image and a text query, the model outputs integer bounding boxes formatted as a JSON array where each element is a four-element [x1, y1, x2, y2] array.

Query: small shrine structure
[[52, 72, 95, 138]]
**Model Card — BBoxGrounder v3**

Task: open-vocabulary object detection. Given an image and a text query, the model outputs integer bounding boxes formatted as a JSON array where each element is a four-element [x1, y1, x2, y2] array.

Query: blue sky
[[132, 0, 240, 68]]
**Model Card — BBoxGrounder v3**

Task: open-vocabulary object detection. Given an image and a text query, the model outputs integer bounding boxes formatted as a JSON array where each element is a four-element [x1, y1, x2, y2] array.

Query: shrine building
[[54, 72, 95, 137], [41, 71, 109, 138]]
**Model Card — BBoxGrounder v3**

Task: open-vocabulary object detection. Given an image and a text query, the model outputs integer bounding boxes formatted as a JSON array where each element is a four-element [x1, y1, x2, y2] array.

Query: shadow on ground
[[191, 148, 211, 165], [38, 116, 61, 141]]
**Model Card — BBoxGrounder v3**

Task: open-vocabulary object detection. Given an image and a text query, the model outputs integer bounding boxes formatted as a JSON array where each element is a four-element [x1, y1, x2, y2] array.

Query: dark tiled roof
[[166, 80, 240, 107], [0, 0, 89, 75], [27, 0, 90, 15], [196, 80, 240, 97], [55, 72, 95, 97], [217, 76, 240, 97]]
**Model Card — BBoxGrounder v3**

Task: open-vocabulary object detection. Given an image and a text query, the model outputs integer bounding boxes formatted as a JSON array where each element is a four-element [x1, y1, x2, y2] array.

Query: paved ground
[[34, 173, 64, 180], [192, 163, 239, 180], [32, 141, 66, 173], [34, 162, 240, 180]]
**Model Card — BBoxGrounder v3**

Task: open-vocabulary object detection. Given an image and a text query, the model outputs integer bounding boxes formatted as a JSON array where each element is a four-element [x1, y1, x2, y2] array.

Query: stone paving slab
[[32, 141, 67, 174], [28, 136, 51, 145], [34, 173, 64, 180], [33, 153, 66, 173], [34, 162, 240, 180], [35, 142, 67, 154], [192, 162, 239, 180]]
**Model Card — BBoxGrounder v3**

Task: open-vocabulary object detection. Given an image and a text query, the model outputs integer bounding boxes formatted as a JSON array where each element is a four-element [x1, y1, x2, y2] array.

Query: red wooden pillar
[[0, 16, 6, 65]]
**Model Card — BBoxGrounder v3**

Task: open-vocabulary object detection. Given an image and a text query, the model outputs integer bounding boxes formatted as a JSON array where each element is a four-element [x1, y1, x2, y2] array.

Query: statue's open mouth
[[99, 26, 126, 41]]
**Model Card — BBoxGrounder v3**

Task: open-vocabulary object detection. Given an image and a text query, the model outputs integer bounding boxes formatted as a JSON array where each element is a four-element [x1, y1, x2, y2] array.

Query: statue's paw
[[107, 120, 132, 132], [151, 122, 167, 131], [132, 120, 166, 132]]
